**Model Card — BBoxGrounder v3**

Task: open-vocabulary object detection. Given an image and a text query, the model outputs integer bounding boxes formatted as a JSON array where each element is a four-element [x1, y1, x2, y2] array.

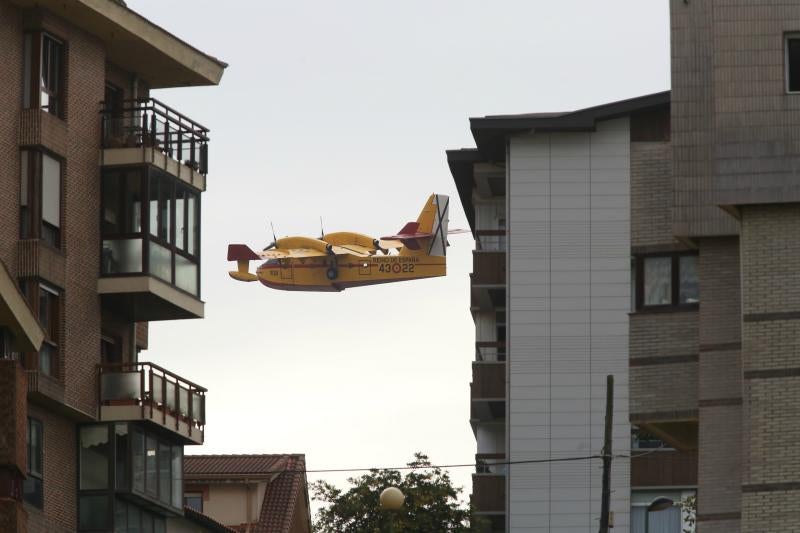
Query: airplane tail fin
[[227, 244, 259, 282], [397, 194, 449, 256]]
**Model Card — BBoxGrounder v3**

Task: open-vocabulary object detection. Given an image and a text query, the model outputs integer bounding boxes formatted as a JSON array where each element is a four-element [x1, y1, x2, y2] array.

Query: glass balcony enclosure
[[101, 167, 200, 297], [78, 422, 182, 531]]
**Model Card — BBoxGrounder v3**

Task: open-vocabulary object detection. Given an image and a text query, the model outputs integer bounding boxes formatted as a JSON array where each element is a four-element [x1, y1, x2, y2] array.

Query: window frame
[[23, 417, 43, 508], [23, 31, 66, 118], [100, 167, 201, 297], [20, 149, 64, 249], [37, 282, 61, 378], [634, 252, 699, 312], [786, 33, 800, 94]]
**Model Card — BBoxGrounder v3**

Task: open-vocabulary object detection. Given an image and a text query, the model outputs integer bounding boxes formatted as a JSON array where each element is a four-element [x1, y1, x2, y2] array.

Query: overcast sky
[[127, 0, 670, 514]]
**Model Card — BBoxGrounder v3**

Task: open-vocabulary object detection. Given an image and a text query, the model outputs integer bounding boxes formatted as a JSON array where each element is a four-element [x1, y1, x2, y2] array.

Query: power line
[[194, 451, 658, 477]]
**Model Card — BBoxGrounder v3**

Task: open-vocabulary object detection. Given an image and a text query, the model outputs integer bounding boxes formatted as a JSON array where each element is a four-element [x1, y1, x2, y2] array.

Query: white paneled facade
[[507, 118, 631, 532]]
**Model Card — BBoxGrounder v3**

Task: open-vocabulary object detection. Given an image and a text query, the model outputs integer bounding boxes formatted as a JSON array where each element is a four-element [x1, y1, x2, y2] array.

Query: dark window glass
[[80, 425, 110, 490], [23, 417, 43, 508], [38, 284, 59, 377], [145, 435, 157, 496], [132, 429, 144, 492], [158, 441, 170, 503], [80, 494, 111, 530], [127, 503, 140, 531], [115, 424, 128, 490], [171, 445, 183, 508], [114, 499, 127, 533], [789, 38, 800, 92], [23, 33, 64, 117], [154, 517, 165, 533], [636, 253, 700, 310], [679, 256, 699, 304], [184, 493, 203, 513], [19, 150, 61, 247], [40, 35, 64, 117]]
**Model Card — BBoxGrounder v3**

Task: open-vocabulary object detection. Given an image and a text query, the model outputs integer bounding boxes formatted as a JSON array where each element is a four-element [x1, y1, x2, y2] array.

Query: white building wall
[[507, 117, 631, 533]]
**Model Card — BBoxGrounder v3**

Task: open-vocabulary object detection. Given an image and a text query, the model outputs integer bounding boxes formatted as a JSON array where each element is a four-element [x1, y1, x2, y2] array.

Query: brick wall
[[0, 361, 27, 476], [740, 205, 800, 531], [629, 311, 699, 417], [26, 405, 76, 531], [631, 142, 673, 247], [696, 237, 742, 532]]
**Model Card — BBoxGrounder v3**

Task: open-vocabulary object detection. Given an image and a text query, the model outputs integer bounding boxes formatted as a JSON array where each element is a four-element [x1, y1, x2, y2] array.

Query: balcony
[[471, 231, 505, 312], [471, 361, 505, 423], [99, 134, 204, 320], [97, 362, 206, 445], [101, 97, 209, 190], [471, 471, 505, 514], [631, 449, 698, 488]]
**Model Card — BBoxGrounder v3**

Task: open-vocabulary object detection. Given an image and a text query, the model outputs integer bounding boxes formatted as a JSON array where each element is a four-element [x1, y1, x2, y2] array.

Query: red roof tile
[[184, 454, 310, 533], [184, 454, 290, 477]]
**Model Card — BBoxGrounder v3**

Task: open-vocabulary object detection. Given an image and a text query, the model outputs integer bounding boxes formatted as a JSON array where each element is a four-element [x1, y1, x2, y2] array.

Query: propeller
[[263, 221, 278, 251], [319, 216, 325, 240]]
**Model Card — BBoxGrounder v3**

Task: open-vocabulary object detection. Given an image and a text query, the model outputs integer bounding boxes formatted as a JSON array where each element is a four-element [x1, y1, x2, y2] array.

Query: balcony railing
[[476, 341, 506, 362], [471, 472, 506, 514], [471, 361, 505, 400], [472, 252, 506, 286], [475, 230, 506, 252], [97, 362, 206, 442], [101, 97, 209, 175]]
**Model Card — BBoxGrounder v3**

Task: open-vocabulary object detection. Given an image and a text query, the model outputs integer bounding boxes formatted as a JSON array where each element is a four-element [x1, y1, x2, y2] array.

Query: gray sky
[[127, 0, 670, 513]]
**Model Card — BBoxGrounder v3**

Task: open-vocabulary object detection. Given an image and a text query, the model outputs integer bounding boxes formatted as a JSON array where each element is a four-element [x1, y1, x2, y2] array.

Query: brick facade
[[740, 205, 800, 531], [0, 1, 219, 531]]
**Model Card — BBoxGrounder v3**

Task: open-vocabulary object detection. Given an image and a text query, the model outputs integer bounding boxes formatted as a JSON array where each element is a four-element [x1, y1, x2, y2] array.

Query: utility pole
[[598, 374, 614, 533]]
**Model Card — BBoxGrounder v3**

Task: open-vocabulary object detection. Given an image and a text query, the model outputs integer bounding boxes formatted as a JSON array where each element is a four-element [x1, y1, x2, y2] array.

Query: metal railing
[[97, 361, 206, 435], [475, 229, 506, 252], [476, 341, 506, 362], [100, 97, 210, 175], [476, 453, 507, 475]]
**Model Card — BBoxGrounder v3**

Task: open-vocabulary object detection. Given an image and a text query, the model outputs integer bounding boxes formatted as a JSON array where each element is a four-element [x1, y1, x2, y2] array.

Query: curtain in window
[[630, 506, 682, 533], [644, 256, 671, 305]]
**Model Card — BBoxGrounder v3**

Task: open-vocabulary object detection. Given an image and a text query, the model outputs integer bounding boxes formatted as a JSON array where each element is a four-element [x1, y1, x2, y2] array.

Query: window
[[495, 310, 506, 361], [127, 427, 183, 508], [20, 150, 62, 248], [634, 252, 699, 311], [37, 283, 60, 377], [114, 500, 166, 533], [787, 34, 800, 93], [101, 169, 201, 296], [23, 417, 43, 508], [23, 32, 65, 117], [80, 426, 110, 490], [184, 492, 203, 512], [631, 426, 671, 450]]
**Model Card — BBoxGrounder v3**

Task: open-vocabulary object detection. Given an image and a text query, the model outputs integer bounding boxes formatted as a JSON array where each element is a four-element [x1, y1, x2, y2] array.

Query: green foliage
[[311, 452, 481, 533], [678, 494, 696, 533]]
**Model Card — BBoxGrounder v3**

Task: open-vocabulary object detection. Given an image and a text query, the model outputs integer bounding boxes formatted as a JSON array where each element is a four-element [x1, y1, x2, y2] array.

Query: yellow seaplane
[[227, 194, 462, 292]]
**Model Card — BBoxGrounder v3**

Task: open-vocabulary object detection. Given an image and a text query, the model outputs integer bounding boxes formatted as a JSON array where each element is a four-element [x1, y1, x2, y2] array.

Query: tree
[[311, 452, 481, 533]]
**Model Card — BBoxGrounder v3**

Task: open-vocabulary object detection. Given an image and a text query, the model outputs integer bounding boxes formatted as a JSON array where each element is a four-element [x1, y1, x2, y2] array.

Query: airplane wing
[[331, 244, 373, 257], [262, 248, 328, 259], [378, 239, 404, 249]]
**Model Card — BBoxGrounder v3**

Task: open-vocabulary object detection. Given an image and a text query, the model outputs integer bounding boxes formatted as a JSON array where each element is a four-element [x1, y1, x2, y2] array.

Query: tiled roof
[[184, 454, 291, 478], [184, 454, 310, 533], [253, 455, 307, 533]]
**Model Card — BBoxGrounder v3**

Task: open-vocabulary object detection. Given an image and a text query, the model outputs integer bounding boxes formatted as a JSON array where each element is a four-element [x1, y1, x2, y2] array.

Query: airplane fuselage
[[256, 253, 446, 292]]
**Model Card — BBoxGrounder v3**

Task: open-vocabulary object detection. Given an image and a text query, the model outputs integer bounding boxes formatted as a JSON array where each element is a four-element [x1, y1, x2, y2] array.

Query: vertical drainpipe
[[245, 480, 253, 533]]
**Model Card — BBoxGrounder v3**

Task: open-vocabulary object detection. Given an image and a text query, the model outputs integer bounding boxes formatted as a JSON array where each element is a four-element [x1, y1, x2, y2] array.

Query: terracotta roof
[[184, 454, 291, 478], [253, 455, 307, 533], [184, 454, 310, 533]]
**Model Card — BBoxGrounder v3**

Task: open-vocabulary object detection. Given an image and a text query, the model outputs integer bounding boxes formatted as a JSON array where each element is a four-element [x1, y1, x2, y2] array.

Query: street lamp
[[644, 496, 674, 533], [379, 487, 404, 533]]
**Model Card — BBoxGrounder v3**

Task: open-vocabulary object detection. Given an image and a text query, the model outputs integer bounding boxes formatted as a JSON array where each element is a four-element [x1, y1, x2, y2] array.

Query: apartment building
[[449, 1, 800, 532], [0, 0, 226, 531], [182, 454, 311, 533]]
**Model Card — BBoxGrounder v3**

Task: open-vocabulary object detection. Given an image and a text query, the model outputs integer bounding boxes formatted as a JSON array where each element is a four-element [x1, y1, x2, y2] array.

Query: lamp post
[[379, 487, 405, 533], [644, 497, 674, 533]]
